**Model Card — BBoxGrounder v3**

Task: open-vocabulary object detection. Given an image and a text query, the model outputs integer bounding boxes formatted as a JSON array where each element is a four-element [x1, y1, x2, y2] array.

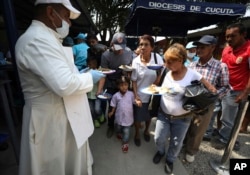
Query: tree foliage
[[84, 0, 133, 43]]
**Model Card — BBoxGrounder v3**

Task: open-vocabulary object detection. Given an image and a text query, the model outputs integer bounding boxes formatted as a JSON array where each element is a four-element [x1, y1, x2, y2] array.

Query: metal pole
[[210, 100, 249, 175], [221, 101, 248, 164]]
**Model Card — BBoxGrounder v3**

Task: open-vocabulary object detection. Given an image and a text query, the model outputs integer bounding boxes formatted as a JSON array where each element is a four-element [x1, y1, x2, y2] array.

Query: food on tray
[[160, 87, 169, 93], [119, 65, 133, 71], [147, 85, 170, 94], [97, 67, 115, 74], [98, 67, 111, 72], [121, 65, 128, 69], [148, 84, 159, 94]]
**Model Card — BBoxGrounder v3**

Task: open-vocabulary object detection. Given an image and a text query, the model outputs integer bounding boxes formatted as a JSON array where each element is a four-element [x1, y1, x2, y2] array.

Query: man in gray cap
[[100, 32, 133, 138], [184, 35, 230, 163], [15, 0, 104, 174]]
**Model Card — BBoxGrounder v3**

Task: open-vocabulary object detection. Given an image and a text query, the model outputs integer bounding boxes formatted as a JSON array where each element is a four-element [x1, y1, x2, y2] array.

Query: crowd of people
[[4, 0, 249, 175]]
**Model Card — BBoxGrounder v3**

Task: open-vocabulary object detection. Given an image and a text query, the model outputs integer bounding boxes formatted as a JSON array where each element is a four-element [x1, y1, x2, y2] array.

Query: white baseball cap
[[35, 0, 81, 19], [111, 32, 127, 50], [185, 41, 197, 49]]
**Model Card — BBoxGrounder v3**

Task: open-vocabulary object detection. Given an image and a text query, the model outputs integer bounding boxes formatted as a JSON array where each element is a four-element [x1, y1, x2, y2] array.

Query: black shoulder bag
[[149, 53, 168, 117]]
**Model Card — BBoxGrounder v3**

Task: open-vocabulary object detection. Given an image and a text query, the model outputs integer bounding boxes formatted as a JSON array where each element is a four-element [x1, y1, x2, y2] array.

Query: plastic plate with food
[[141, 85, 177, 95], [141, 85, 168, 95], [119, 65, 134, 72], [98, 68, 116, 74], [147, 64, 163, 70]]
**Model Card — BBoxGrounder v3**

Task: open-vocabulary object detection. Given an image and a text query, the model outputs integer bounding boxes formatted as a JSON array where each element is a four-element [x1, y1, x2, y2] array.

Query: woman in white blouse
[[131, 34, 164, 147], [152, 43, 216, 174]]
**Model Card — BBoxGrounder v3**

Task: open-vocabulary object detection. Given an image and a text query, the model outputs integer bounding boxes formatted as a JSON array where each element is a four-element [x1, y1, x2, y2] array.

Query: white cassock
[[15, 20, 94, 175]]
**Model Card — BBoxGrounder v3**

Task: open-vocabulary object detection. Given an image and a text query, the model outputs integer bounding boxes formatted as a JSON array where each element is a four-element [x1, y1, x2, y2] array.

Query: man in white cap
[[100, 32, 133, 138], [184, 41, 199, 67], [15, 0, 104, 174]]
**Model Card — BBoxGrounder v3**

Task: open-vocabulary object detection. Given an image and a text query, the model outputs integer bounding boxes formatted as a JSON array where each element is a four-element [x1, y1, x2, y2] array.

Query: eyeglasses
[[139, 43, 150, 47]]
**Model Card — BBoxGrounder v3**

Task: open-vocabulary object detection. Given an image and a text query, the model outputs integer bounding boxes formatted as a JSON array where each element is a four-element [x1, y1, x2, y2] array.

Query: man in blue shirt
[[73, 33, 89, 71]]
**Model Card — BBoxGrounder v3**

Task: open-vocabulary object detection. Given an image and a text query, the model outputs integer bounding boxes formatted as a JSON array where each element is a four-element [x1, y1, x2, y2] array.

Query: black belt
[[159, 108, 193, 120]]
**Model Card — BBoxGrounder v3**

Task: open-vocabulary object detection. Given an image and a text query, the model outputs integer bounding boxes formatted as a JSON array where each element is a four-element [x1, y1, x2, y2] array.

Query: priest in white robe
[[15, 0, 104, 174]]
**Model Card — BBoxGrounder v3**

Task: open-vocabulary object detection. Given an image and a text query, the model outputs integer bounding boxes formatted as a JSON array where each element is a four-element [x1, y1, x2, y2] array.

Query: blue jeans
[[219, 90, 246, 141], [154, 111, 191, 163], [88, 99, 102, 120], [116, 124, 131, 143]]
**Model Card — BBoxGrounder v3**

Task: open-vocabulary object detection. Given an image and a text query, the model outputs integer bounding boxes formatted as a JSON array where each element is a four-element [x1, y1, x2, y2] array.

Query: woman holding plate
[[131, 34, 164, 147], [152, 43, 216, 174]]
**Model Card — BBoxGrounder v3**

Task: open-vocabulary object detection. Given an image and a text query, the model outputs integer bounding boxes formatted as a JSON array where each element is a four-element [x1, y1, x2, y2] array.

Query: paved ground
[[0, 117, 249, 175], [0, 117, 188, 175], [89, 117, 188, 175], [180, 127, 250, 175]]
